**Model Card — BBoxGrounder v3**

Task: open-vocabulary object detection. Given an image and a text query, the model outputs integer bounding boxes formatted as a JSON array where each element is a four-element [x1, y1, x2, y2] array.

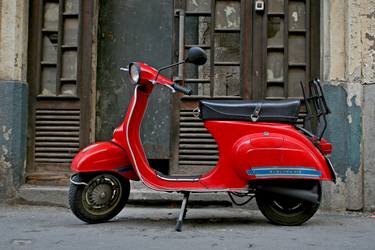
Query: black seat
[[199, 99, 301, 124]]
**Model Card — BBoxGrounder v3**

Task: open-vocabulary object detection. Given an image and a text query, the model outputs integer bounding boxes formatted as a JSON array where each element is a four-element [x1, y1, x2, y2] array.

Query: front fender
[[71, 142, 139, 181]]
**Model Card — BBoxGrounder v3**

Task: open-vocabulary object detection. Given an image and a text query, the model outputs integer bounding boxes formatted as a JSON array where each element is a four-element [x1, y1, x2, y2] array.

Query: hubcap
[[82, 175, 122, 214], [88, 182, 113, 207]]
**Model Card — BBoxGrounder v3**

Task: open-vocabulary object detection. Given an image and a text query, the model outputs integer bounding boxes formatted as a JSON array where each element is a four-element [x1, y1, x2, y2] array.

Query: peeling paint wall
[[0, 0, 29, 202], [322, 83, 363, 211], [363, 85, 375, 211], [321, 0, 375, 211], [0, 82, 28, 201]]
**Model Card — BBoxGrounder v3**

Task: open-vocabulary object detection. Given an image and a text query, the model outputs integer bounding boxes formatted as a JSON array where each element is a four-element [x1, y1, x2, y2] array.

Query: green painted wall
[[323, 84, 362, 178], [0, 81, 28, 200]]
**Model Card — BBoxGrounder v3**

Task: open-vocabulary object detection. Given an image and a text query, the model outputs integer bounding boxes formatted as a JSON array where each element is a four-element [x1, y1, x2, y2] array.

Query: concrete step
[[17, 182, 258, 209]]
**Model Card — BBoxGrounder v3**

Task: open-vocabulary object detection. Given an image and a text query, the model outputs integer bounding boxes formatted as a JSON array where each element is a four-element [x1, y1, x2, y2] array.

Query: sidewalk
[[0, 204, 374, 250]]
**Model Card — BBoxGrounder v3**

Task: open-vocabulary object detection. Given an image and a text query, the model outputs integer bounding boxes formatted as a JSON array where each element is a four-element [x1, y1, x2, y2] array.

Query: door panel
[[263, 0, 315, 99], [96, 0, 173, 161], [27, 0, 95, 185], [171, 0, 319, 175], [171, 0, 243, 175]]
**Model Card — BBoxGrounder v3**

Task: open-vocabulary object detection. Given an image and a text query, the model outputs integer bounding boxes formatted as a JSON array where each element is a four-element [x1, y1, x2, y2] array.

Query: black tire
[[255, 180, 321, 226], [69, 173, 130, 224]]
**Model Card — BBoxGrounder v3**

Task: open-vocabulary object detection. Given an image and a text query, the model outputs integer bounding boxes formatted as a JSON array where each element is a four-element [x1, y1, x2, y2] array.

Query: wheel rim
[[262, 181, 321, 216], [82, 174, 123, 216]]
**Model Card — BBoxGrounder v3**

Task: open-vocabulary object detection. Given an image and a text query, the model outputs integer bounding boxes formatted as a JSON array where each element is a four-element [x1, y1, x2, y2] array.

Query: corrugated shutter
[[177, 109, 219, 175], [34, 109, 80, 163]]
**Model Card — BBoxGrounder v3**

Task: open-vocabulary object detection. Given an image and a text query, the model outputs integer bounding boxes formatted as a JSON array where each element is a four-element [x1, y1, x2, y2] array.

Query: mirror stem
[[154, 61, 185, 83]]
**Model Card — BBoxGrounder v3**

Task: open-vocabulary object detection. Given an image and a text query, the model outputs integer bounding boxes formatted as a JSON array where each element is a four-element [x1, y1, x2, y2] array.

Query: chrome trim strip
[[69, 174, 87, 186], [156, 173, 200, 182], [125, 86, 148, 186], [247, 167, 322, 179]]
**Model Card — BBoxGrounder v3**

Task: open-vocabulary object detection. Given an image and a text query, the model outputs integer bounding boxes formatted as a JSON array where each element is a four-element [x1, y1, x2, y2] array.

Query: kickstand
[[175, 192, 190, 232]]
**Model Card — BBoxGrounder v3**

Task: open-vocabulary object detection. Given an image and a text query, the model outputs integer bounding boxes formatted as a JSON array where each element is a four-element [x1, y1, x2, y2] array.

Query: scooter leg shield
[[71, 142, 139, 181]]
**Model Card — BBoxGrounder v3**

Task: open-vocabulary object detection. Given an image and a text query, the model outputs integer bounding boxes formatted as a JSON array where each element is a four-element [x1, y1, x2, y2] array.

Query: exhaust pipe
[[256, 185, 320, 204]]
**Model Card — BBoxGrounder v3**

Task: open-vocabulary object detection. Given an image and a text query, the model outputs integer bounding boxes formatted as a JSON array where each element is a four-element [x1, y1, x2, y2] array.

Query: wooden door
[[95, 0, 174, 165], [171, 0, 320, 175], [27, 0, 95, 185], [171, 0, 243, 175], [249, 0, 320, 100]]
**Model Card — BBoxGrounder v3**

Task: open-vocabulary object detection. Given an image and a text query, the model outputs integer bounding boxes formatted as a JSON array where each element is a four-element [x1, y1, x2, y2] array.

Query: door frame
[[26, 0, 98, 181]]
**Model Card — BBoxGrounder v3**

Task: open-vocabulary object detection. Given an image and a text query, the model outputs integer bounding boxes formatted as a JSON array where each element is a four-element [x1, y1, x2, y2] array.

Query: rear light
[[319, 138, 332, 155]]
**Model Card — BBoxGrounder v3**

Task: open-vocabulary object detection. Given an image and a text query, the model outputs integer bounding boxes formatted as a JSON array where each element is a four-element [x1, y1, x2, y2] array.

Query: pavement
[[17, 182, 248, 208], [0, 204, 374, 250]]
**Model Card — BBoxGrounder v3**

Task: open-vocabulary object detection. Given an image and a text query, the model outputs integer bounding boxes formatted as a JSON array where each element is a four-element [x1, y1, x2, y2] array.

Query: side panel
[[202, 121, 333, 187], [233, 133, 332, 181], [71, 142, 139, 180]]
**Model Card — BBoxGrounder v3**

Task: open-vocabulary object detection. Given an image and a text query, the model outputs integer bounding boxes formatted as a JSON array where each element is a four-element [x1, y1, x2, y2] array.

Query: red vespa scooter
[[69, 47, 336, 231]]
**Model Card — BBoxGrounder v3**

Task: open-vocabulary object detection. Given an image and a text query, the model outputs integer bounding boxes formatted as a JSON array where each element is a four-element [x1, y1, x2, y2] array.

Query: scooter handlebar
[[172, 84, 192, 96]]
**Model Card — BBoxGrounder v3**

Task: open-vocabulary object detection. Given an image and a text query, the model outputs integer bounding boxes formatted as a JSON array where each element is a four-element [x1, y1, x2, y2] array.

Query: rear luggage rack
[[300, 79, 331, 140]]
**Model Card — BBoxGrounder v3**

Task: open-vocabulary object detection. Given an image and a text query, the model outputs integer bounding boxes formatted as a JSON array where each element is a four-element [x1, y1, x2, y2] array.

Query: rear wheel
[[255, 180, 321, 226], [69, 173, 130, 223]]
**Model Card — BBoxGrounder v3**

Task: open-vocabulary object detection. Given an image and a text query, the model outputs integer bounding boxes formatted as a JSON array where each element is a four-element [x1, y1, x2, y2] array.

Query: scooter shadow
[[111, 211, 271, 228], [108, 210, 326, 229]]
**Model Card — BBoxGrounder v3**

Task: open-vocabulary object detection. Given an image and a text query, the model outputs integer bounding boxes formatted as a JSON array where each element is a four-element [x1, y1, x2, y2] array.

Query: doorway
[[27, 0, 96, 185], [170, 0, 320, 175]]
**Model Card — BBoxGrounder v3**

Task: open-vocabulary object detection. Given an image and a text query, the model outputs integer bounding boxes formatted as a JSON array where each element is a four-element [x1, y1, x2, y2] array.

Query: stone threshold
[[16, 182, 258, 209]]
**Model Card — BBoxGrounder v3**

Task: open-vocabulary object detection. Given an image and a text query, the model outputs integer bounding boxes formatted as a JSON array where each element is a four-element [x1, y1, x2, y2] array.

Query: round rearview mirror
[[185, 47, 207, 65]]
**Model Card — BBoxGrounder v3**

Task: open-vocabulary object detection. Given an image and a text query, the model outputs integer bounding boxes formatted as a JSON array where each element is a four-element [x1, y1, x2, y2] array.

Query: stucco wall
[[321, 0, 375, 211], [0, 0, 28, 81], [0, 82, 28, 200], [0, 0, 29, 202]]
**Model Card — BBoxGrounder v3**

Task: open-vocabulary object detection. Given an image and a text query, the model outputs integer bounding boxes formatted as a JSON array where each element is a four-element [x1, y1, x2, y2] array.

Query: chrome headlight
[[129, 63, 141, 84]]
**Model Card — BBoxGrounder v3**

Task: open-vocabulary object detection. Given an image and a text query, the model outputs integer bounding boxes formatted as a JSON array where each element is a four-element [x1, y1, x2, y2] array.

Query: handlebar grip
[[172, 84, 192, 96]]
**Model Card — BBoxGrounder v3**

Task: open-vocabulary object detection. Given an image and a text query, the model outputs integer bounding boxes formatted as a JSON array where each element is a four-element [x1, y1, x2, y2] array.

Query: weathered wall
[[96, 0, 173, 159], [362, 0, 375, 212], [0, 82, 28, 200], [0, 0, 28, 81], [321, 0, 375, 211], [0, 0, 29, 202], [364, 85, 375, 211]]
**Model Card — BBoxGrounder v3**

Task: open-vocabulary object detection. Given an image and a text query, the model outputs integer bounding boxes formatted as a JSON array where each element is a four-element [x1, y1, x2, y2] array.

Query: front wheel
[[69, 173, 130, 223], [255, 180, 321, 226]]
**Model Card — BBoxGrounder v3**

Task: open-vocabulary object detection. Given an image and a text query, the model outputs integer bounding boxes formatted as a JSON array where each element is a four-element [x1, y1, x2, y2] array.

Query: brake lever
[[120, 67, 129, 72]]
